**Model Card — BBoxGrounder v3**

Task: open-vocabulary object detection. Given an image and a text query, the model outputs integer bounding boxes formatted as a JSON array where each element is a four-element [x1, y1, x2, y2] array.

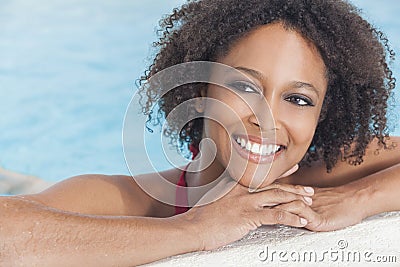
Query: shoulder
[[23, 174, 146, 215], [286, 136, 400, 187], [23, 168, 183, 217]]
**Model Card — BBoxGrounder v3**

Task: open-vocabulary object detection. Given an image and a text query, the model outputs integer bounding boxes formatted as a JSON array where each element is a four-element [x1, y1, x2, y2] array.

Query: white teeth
[[251, 143, 260, 154], [261, 144, 272, 155], [246, 142, 252, 151], [240, 138, 246, 147], [234, 136, 282, 156], [260, 145, 267, 155]]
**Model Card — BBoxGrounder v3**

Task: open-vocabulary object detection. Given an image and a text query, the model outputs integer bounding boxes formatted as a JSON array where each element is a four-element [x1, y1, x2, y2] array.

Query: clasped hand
[[178, 167, 366, 251], [275, 184, 366, 232]]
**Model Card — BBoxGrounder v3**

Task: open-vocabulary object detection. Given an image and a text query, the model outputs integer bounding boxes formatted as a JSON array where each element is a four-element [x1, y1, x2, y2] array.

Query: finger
[[249, 188, 313, 207], [273, 200, 319, 225], [278, 164, 299, 178], [256, 208, 308, 228], [251, 182, 314, 196]]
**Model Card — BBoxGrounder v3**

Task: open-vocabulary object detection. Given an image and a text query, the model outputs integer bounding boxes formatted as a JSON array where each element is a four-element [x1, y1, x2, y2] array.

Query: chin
[[234, 172, 275, 189], [234, 164, 291, 189]]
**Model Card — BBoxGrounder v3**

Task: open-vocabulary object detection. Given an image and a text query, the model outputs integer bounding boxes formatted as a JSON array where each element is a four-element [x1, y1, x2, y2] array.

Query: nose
[[248, 97, 279, 131]]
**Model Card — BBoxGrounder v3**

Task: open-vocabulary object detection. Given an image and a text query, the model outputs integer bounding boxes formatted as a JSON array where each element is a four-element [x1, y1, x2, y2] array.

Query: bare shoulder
[[22, 168, 183, 217], [286, 136, 400, 187], [21, 174, 148, 216]]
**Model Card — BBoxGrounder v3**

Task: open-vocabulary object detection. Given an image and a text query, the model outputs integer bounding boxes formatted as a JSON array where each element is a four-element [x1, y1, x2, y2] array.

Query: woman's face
[[203, 23, 328, 188]]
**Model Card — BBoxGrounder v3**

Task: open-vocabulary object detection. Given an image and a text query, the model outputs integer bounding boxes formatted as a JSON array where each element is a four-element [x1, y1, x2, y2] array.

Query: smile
[[232, 134, 286, 163]]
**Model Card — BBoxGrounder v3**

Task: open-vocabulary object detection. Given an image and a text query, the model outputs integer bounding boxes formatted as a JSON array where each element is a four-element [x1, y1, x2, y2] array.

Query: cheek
[[289, 117, 316, 145], [203, 89, 253, 142], [203, 119, 231, 162], [205, 87, 251, 119], [279, 106, 320, 147]]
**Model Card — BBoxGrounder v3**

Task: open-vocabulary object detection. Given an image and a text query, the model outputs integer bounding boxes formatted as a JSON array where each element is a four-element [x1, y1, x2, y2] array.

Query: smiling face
[[202, 23, 328, 188]]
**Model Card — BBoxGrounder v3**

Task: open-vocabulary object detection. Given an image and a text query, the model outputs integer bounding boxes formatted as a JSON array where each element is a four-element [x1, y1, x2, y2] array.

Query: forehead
[[217, 23, 328, 93]]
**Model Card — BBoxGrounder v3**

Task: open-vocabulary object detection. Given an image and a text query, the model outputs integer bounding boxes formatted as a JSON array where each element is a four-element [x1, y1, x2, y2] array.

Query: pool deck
[[0, 167, 50, 195], [146, 212, 400, 266]]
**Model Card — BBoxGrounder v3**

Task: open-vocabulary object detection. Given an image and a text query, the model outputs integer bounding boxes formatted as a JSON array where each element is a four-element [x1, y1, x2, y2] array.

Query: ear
[[199, 87, 206, 97], [195, 87, 207, 113], [195, 97, 205, 113]]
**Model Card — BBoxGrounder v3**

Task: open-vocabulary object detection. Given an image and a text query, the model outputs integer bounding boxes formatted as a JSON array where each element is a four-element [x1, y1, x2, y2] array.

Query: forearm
[[0, 196, 198, 266], [348, 163, 400, 218]]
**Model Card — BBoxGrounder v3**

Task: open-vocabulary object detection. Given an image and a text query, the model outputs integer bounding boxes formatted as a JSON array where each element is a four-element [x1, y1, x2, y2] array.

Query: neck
[[186, 147, 226, 187], [184, 143, 228, 205]]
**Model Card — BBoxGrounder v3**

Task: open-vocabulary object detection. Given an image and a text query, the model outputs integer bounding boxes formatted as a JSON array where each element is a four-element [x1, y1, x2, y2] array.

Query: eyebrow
[[234, 66, 321, 98]]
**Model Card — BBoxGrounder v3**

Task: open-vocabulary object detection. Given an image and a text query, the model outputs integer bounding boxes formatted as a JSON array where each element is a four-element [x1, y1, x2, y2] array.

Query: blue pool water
[[0, 0, 399, 182]]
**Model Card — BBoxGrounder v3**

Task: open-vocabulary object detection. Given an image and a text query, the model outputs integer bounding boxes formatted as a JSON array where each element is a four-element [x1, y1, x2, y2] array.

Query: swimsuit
[[175, 145, 199, 215]]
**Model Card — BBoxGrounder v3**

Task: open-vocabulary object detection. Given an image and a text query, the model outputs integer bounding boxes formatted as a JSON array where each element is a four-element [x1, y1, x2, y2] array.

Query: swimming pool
[[0, 0, 399, 183]]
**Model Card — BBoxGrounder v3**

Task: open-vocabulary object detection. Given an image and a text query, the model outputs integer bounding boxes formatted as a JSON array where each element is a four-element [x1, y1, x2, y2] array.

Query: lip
[[231, 134, 285, 164]]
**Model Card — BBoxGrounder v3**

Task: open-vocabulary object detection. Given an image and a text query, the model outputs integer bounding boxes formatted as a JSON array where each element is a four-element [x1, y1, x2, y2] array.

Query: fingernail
[[303, 196, 313, 205], [300, 218, 308, 225], [304, 187, 314, 194]]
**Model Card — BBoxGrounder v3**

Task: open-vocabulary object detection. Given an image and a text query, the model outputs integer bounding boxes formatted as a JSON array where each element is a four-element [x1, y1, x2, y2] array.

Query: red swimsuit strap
[[175, 144, 199, 215]]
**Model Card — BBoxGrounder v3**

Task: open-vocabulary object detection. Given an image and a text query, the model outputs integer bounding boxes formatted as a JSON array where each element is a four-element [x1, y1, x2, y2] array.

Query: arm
[[23, 174, 159, 216], [0, 195, 199, 266], [0, 173, 315, 265], [361, 163, 400, 217], [276, 136, 400, 231], [304, 162, 400, 231], [1, 174, 197, 266], [285, 136, 400, 187]]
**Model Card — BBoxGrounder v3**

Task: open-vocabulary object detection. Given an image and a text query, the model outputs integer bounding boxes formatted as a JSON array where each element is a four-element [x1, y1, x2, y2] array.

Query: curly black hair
[[138, 0, 396, 172]]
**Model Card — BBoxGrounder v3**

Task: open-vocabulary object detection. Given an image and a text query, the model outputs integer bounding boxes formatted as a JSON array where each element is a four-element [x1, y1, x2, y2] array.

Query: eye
[[285, 95, 314, 107], [227, 81, 261, 94]]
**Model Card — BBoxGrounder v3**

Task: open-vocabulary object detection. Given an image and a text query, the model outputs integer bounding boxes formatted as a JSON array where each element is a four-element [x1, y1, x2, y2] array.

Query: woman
[[1, 0, 399, 266]]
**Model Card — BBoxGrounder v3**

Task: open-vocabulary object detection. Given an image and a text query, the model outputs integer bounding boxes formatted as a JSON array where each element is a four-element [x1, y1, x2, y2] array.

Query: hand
[[274, 184, 367, 232], [177, 175, 314, 251]]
